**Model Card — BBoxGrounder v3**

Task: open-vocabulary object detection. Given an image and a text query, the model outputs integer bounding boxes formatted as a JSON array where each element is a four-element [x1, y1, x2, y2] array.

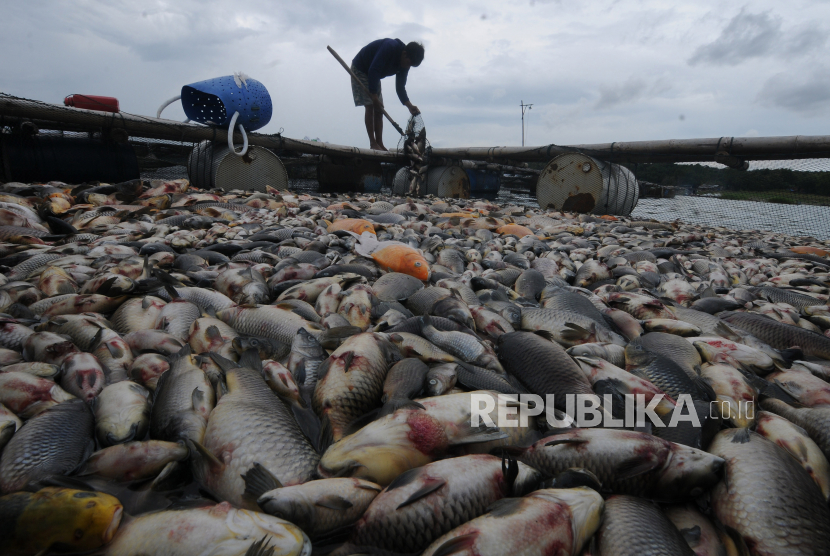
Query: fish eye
[[415, 262, 422, 267]]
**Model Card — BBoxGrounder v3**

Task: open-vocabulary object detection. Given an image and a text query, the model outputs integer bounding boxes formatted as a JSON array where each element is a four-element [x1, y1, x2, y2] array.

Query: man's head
[[401, 41, 425, 68]]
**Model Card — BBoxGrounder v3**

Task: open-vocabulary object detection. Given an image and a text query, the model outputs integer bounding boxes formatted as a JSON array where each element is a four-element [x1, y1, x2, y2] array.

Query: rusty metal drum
[[392, 166, 470, 198], [536, 153, 639, 216], [187, 140, 288, 192]]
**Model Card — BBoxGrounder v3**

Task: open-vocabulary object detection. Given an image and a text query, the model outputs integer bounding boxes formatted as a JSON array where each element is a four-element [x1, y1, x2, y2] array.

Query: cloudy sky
[[2, 0, 829, 150]]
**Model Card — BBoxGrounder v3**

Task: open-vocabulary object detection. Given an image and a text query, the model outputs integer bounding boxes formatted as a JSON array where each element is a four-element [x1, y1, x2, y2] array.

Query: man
[[351, 38, 424, 151]]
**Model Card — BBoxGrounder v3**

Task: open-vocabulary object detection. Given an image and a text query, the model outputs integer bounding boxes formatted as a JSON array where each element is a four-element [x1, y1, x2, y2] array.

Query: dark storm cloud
[[688, 8, 782, 66], [757, 69, 830, 113]]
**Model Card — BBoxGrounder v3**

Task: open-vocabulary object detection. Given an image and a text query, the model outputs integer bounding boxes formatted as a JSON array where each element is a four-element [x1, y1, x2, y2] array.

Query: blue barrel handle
[[227, 111, 249, 156]]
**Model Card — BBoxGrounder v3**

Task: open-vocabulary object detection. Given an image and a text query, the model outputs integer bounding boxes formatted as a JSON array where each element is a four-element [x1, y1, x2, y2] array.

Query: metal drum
[[187, 140, 288, 192], [392, 166, 470, 198], [536, 153, 639, 216]]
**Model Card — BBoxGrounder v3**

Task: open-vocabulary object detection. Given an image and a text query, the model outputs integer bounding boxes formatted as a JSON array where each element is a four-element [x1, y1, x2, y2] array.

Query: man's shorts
[[351, 65, 383, 107]]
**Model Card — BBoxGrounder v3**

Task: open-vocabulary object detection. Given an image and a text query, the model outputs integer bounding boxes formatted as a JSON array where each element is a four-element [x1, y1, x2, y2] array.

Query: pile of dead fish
[[1, 177, 830, 556]]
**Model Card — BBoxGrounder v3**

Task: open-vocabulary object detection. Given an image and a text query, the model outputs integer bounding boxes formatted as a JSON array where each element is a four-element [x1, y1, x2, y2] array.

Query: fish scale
[[194, 366, 319, 506], [351, 455, 536, 553], [709, 429, 830, 555], [0, 399, 94, 493], [597, 495, 695, 556]]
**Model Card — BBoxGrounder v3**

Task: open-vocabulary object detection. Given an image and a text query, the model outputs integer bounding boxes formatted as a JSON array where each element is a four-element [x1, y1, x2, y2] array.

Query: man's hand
[[371, 93, 383, 111], [406, 102, 420, 116]]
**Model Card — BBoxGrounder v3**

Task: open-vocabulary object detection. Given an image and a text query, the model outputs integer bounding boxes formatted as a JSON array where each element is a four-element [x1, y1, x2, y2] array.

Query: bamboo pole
[[3, 93, 830, 165], [430, 135, 830, 163], [0, 93, 405, 163]]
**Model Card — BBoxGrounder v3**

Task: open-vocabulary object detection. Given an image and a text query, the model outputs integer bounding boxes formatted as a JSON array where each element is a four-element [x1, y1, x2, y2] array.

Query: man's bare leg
[[364, 105, 381, 150], [373, 109, 387, 151]]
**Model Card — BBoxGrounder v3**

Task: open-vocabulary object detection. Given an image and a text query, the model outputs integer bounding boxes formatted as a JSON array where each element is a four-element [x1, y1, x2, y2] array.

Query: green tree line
[[631, 163, 830, 196]]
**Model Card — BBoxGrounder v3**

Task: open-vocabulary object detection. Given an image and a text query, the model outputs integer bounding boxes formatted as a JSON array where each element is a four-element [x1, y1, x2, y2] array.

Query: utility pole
[[520, 100, 533, 146]]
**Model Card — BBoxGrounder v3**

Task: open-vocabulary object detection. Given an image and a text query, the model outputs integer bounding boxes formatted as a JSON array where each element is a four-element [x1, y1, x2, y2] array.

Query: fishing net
[[392, 114, 430, 195], [496, 152, 830, 240]]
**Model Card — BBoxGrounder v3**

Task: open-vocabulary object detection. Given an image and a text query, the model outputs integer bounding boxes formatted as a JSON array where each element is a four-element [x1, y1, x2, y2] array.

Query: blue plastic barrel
[[465, 168, 501, 194]]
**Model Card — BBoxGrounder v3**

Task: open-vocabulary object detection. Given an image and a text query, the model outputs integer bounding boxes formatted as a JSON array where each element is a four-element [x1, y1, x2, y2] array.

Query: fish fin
[[316, 358, 332, 382], [396, 478, 447, 510], [188, 440, 224, 471], [614, 456, 661, 479], [294, 360, 306, 384], [356, 483, 383, 492], [310, 530, 359, 553], [501, 452, 519, 492], [242, 462, 283, 499], [208, 352, 239, 373], [551, 468, 603, 492], [721, 525, 753, 556], [561, 323, 591, 342], [760, 381, 804, 407], [486, 497, 524, 517], [318, 418, 334, 453], [149, 460, 180, 490], [544, 438, 589, 448], [191, 388, 206, 412], [532, 330, 556, 343], [239, 348, 262, 372], [154, 268, 183, 287], [316, 494, 355, 511], [430, 533, 479, 556], [680, 526, 702, 548], [378, 398, 425, 418], [451, 422, 508, 446], [693, 375, 718, 403], [730, 428, 752, 444], [205, 325, 223, 341], [701, 287, 716, 298], [291, 405, 323, 453], [163, 284, 181, 299], [778, 347, 803, 365], [244, 536, 276, 556], [343, 408, 381, 437], [342, 351, 354, 372]]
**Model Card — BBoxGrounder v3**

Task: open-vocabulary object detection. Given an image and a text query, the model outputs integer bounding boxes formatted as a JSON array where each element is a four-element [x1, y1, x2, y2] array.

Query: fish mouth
[[104, 505, 123, 543]]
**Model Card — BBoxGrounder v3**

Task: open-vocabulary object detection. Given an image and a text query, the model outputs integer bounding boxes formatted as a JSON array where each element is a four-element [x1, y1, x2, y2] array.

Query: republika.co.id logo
[[471, 393, 754, 428]]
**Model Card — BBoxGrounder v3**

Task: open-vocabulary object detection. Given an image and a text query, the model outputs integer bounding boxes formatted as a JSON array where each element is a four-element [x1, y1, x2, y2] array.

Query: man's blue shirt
[[352, 38, 410, 104]]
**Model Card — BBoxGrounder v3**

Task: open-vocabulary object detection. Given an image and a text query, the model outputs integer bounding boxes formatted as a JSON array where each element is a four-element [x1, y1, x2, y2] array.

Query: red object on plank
[[64, 95, 120, 113]]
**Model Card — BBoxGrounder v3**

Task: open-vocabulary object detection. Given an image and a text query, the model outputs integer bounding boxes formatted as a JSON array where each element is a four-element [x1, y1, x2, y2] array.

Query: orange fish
[[352, 232, 429, 280], [791, 246, 829, 257], [328, 218, 376, 235], [496, 224, 534, 238], [440, 212, 479, 218], [371, 245, 429, 280], [600, 215, 618, 221]]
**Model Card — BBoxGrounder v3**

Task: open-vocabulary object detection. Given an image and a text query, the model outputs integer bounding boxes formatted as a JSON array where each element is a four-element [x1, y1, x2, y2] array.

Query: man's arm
[[396, 71, 419, 115]]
